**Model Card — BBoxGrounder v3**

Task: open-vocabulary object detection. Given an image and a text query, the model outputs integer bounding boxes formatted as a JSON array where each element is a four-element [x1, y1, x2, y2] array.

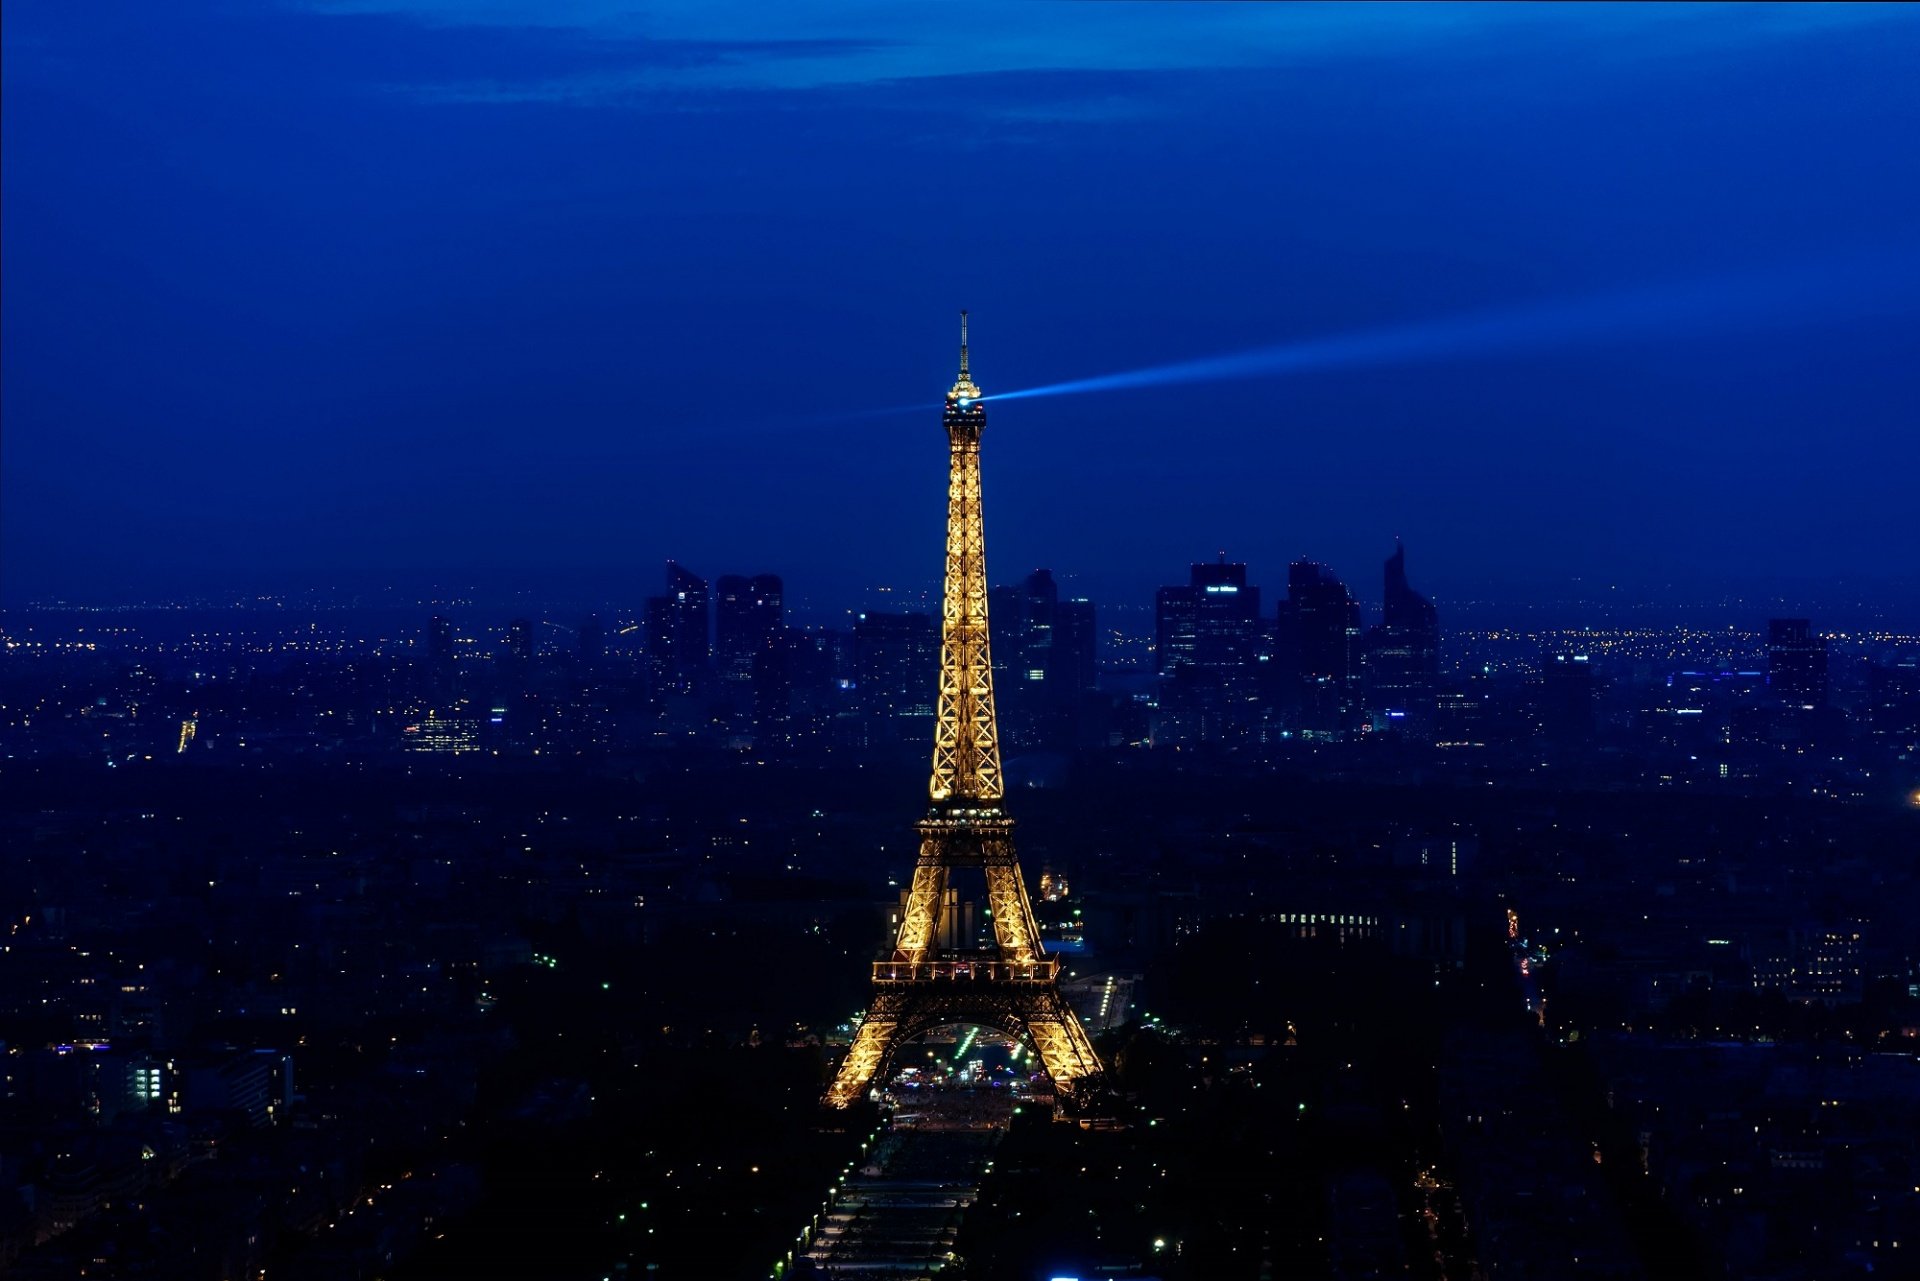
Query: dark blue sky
[[5, 3, 1917, 616]]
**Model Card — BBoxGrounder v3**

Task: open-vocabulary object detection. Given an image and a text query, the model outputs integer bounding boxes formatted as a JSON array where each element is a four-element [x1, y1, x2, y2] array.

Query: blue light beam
[[979, 252, 1920, 407]]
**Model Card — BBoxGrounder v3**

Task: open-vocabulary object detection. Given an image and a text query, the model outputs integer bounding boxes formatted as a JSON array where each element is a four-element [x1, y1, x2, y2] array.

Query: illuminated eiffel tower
[[825, 313, 1106, 1112]]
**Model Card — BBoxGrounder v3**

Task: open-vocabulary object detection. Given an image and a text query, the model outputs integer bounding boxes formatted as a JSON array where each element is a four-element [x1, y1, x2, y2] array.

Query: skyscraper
[[988, 570, 1094, 748], [1364, 542, 1439, 736], [1275, 560, 1362, 730], [716, 573, 784, 684], [1020, 568, 1058, 689], [1155, 558, 1264, 740], [988, 583, 1024, 693], [645, 561, 710, 693], [1157, 560, 1261, 676], [1190, 560, 1262, 674]]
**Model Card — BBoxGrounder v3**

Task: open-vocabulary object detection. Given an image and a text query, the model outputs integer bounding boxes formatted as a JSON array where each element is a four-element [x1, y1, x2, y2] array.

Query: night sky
[[5, 3, 1918, 615]]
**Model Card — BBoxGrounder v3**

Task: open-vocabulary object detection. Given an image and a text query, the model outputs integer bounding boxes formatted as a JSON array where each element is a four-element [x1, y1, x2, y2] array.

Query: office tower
[[826, 312, 1104, 1112], [1155, 558, 1264, 739], [1155, 561, 1260, 679], [988, 568, 1070, 745], [988, 570, 1093, 748], [1364, 542, 1439, 735], [716, 573, 784, 683], [1021, 568, 1058, 688], [1165, 559, 1262, 673], [665, 561, 710, 668], [1154, 582, 1198, 677], [1276, 560, 1362, 729], [1768, 618, 1828, 708], [1284, 562, 1360, 687], [645, 561, 710, 693], [988, 583, 1024, 692]]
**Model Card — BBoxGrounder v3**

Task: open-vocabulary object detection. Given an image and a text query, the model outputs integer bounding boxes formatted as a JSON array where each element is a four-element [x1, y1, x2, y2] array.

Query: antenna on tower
[[959, 309, 970, 379]]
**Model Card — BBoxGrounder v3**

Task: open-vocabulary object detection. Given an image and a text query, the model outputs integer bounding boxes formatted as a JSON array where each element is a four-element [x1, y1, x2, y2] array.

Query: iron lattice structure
[[825, 314, 1106, 1111]]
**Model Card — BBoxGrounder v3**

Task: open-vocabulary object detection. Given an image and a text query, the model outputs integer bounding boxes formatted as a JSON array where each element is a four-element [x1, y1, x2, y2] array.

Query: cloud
[[305, 1, 1918, 102]]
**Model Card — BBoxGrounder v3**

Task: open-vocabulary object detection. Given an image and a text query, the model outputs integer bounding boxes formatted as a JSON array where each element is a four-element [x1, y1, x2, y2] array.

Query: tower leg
[[982, 859, 1040, 961], [1025, 994, 1103, 1091], [893, 853, 950, 958], [825, 1016, 898, 1108]]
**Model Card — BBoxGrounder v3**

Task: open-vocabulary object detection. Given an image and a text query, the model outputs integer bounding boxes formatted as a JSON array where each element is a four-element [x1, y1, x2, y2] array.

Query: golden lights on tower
[[824, 314, 1106, 1113]]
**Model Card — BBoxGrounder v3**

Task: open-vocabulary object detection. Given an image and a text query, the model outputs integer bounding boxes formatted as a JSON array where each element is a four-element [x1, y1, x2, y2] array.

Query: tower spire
[[949, 309, 981, 404]]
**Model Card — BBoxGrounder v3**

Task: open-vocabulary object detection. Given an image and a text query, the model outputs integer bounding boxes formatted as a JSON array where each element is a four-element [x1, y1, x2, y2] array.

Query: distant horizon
[[8, 560, 1919, 635]]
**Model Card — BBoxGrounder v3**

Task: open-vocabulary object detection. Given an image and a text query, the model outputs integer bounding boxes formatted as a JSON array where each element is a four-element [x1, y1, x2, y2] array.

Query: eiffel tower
[[825, 313, 1105, 1112]]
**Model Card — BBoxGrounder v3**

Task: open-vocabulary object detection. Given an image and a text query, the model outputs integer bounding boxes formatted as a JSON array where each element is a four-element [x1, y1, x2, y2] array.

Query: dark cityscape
[[6, 5, 1920, 1281]]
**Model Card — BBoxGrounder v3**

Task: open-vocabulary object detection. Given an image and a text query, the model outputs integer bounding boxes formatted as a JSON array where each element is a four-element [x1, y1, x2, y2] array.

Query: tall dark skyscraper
[[988, 570, 1094, 747], [1154, 585, 1197, 677], [989, 583, 1024, 692], [1768, 618, 1829, 708], [645, 560, 710, 693], [1020, 569, 1058, 688], [1275, 560, 1362, 730], [1189, 559, 1262, 676], [715, 573, 784, 684], [988, 570, 1061, 689], [1155, 558, 1264, 740], [1364, 542, 1440, 735], [1156, 560, 1262, 677]]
